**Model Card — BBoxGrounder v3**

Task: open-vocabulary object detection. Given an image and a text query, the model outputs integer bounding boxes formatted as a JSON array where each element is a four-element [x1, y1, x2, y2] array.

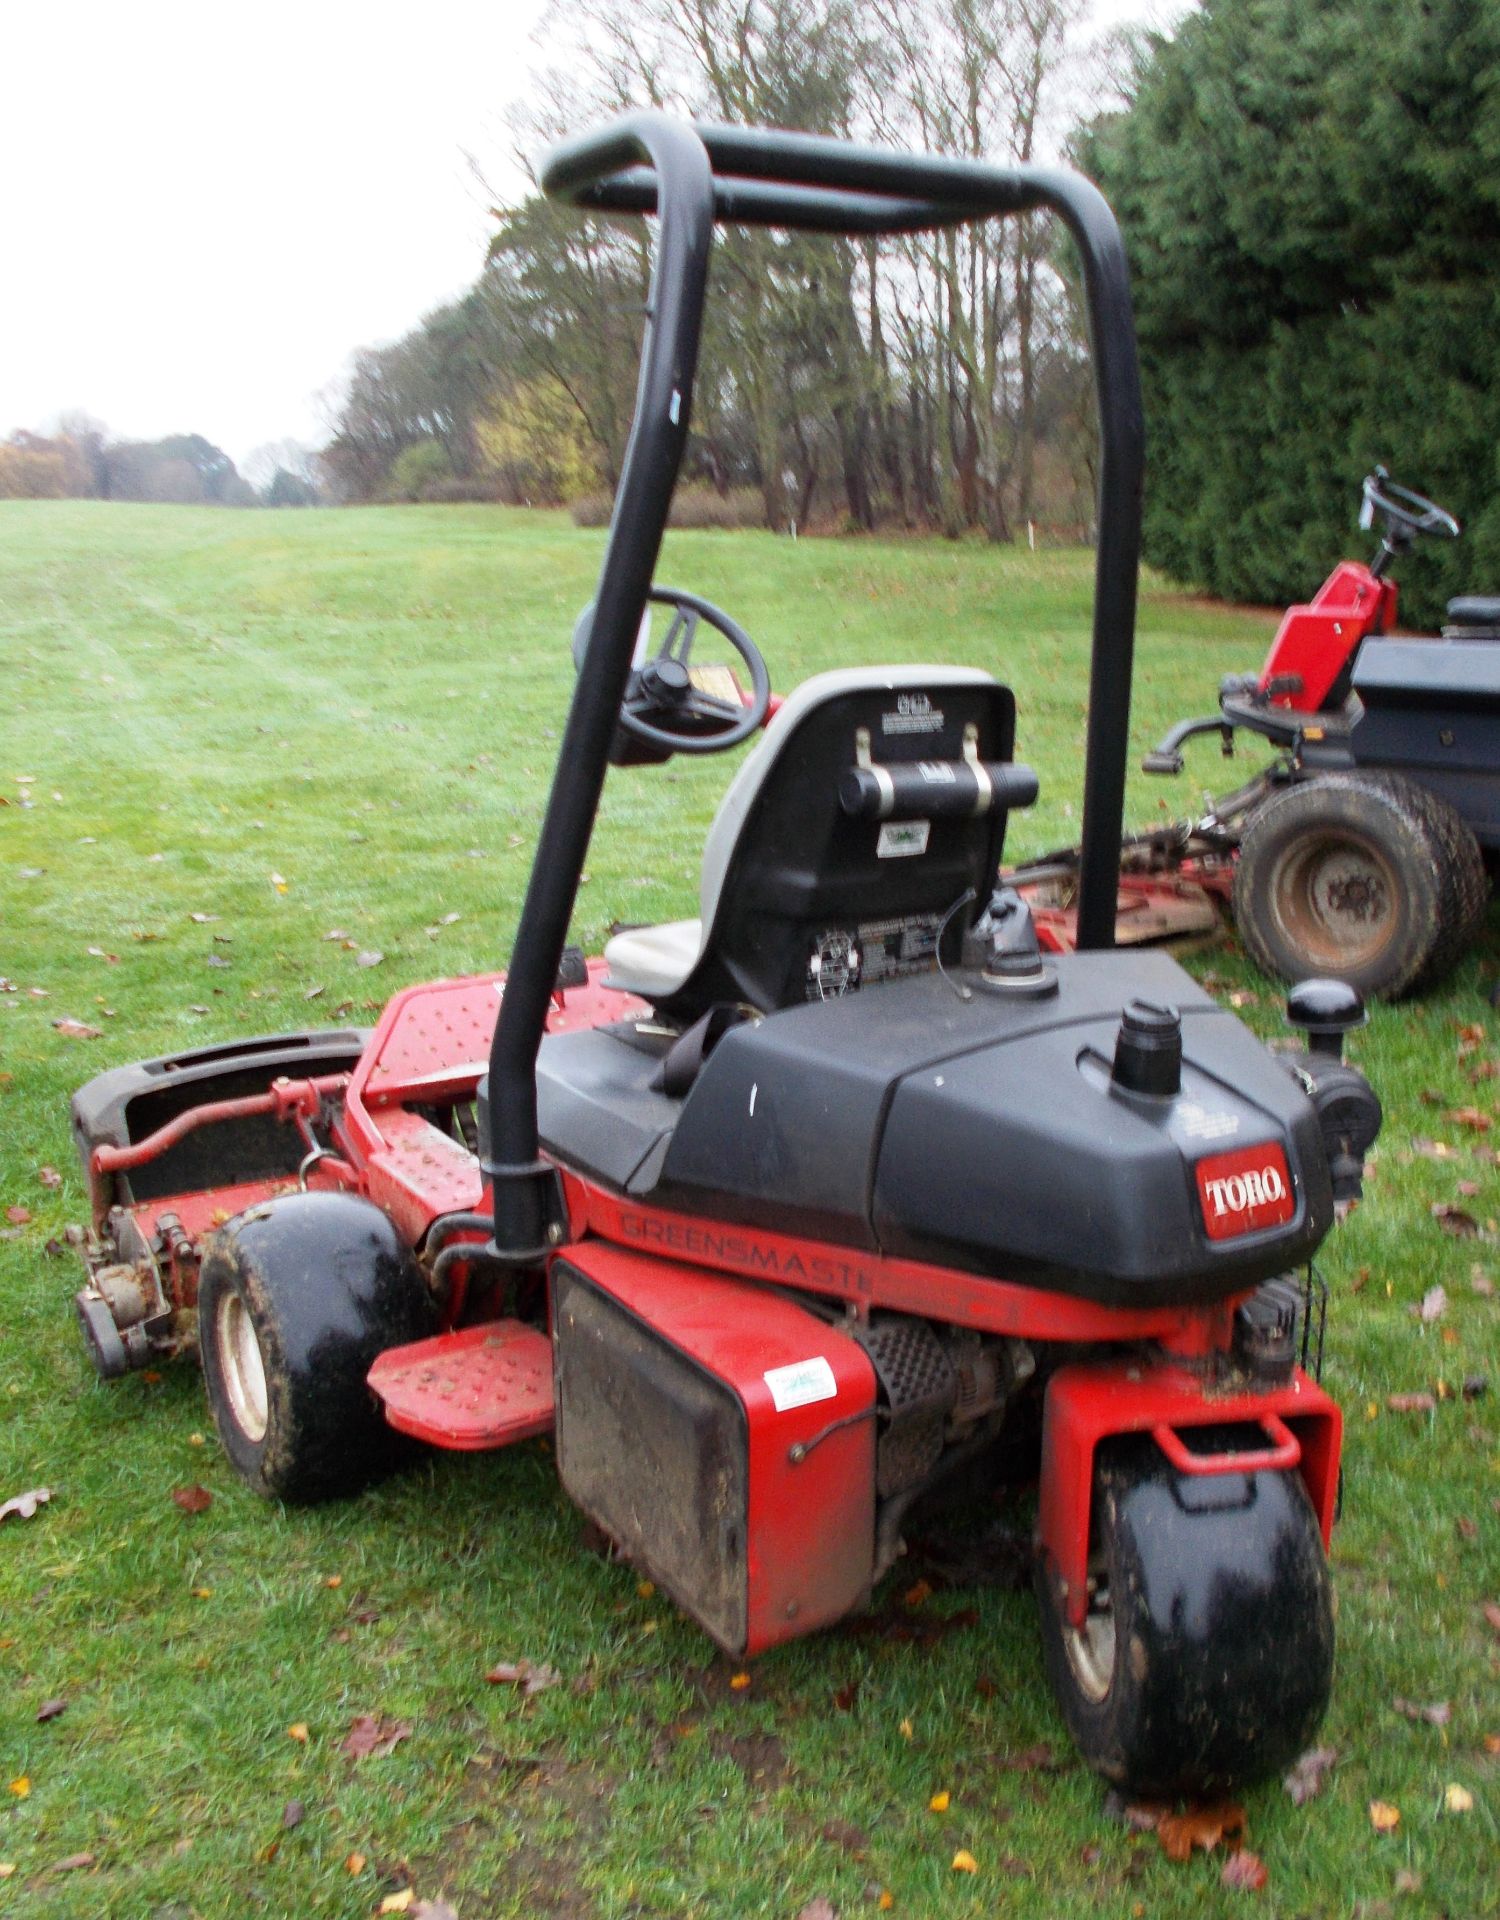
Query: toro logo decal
[[1195, 1143, 1295, 1242]]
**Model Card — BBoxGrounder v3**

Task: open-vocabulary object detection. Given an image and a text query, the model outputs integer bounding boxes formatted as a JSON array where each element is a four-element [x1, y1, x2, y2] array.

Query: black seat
[[1444, 595, 1500, 632], [602, 666, 1029, 1020]]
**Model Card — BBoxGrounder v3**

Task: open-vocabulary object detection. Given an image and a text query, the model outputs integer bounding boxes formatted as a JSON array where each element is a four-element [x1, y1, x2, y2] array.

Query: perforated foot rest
[[368, 1321, 554, 1450]]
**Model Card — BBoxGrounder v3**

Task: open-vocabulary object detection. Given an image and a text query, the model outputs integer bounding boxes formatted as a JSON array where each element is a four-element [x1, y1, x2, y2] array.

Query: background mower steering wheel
[[614, 587, 771, 754], [1360, 466, 1460, 544]]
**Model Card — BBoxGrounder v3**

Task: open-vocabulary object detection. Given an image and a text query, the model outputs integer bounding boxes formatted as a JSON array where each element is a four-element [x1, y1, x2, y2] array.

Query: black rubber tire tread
[[198, 1191, 436, 1504], [1036, 1432, 1334, 1797], [1233, 770, 1481, 998], [1404, 778, 1489, 988]]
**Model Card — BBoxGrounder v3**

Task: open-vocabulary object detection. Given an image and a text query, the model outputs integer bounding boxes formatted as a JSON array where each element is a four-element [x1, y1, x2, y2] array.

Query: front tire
[[1233, 771, 1486, 998], [198, 1191, 436, 1503], [1037, 1433, 1334, 1797]]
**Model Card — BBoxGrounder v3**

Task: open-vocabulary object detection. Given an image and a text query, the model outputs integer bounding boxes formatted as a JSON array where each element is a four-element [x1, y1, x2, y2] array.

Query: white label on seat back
[[877, 820, 930, 858], [763, 1356, 838, 1412]]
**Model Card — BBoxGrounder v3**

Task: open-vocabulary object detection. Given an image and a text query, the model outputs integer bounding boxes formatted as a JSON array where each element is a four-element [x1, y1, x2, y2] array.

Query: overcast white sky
[[0, 0, 1167, 472]]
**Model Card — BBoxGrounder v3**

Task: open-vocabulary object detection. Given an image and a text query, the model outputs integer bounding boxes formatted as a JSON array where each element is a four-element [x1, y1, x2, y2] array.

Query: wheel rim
[[215, 1289, 269, 1442], [1063, 1573, 1116, 1704], [1270, 828, 1400, 973]]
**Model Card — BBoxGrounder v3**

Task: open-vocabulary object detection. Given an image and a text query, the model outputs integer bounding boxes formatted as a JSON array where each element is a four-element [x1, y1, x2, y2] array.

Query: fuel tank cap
[[1112, 998, 1182, 1098]]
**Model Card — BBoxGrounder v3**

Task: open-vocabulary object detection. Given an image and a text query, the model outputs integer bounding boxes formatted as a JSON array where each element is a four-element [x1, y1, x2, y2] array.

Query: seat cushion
[[603, 919, 704, 999], [1445, 595, 1500, 628]]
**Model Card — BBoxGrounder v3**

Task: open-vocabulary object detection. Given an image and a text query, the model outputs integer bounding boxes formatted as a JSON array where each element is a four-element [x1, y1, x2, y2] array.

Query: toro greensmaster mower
[[1016, 469, 1496, 998], [67, 115, 1382, 1795]]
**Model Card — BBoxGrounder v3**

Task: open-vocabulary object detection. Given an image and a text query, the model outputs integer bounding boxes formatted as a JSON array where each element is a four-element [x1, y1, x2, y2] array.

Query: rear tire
[[1233, 771, 1485, 997], [1036, 1433, 1334, 1797], [198, 1191, 436, 1503]]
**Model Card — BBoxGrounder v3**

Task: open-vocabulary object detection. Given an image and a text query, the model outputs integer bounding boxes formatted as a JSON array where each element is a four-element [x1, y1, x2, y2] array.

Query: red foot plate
[[368, 1321, 554, 1450]]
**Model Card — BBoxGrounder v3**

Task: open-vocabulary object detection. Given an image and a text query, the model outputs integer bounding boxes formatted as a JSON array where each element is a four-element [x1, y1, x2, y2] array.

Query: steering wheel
[[1360, 466, 1461, 543], [580, 586, 771, 755]]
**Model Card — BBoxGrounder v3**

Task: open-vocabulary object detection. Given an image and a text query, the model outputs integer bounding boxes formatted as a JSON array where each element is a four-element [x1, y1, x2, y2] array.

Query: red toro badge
[[1195, 1142, 1295, 1242]]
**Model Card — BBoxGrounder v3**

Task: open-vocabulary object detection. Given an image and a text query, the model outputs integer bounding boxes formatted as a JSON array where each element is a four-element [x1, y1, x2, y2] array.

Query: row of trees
[[1085, 0, 1500, 628], [324, 0, 1112, 537], [0, 420, 321, 508]]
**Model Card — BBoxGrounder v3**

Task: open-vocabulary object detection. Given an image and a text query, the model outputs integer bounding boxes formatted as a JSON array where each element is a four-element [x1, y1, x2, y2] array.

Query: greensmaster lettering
[[614, 1211, 872, 1293]]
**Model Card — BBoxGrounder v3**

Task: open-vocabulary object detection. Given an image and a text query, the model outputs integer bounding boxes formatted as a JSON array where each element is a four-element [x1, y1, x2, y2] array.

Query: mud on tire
[[198, 1191, 436, 1503], [1233, 770, 1487, 998], [1035, 1432, 1334, 1797]]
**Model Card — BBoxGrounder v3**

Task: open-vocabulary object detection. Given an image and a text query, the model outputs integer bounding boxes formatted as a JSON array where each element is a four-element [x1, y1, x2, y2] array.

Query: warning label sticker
[[877, 819, 930, 859], [763, 1356, 839, 1412]]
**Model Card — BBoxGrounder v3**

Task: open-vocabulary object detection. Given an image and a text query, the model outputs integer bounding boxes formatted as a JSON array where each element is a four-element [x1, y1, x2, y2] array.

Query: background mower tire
[[1036, 1432, 1334, 1797], [1232, 770, 1487, 998], [198, 1191, 436, 1503]]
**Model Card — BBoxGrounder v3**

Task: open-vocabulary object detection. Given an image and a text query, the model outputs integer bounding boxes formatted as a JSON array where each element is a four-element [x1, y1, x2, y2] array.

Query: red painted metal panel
[[1259, 561, 1396, 712], [368, 1321, 554, 1449], [1038, 1359, 1341, 1627], [573, 1182, 1241, 1346], [561, 1241, 877, 1655]]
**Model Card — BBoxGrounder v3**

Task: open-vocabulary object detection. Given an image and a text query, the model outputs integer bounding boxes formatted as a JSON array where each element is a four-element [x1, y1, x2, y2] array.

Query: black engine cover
[[652, 951, 1332, 1306]]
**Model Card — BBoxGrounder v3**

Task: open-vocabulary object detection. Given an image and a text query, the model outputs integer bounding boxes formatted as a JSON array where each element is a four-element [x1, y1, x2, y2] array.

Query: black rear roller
[[198, 1191, 436, 1503], [1037, 1431, 1334, 1797]]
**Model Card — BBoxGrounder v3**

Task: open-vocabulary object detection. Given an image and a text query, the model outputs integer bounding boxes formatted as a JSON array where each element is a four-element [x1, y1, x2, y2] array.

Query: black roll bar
[[484, 111, 1144, 1259]]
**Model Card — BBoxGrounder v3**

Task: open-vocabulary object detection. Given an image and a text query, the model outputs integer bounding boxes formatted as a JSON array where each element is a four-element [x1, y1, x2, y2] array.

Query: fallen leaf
[[929, 1791, 950, 1813], [270, 872, 288, 894], [36, 1167, 61, 1189], [1394, 1867, 1423, 1895], [51, 1852, 95, 1873], [1369, 1800, 1401, 1832], [1157, 1801, 1245, 1862], [1445, 1107, 1491, 1132], [484, 1659, 561, 1697], [191, 1586, 212, 1599], [1473, 1268, 1495, 1297], [378, 1893, 415, 1914], [1432, 1203, 1479, 1237], [1444, 1782, 1473, 1814], [0, 1864, 14, 1878], [288, 1722, 309, 1743], [1392, 1698, 1451, 1726], [342, 1713, 412, 1760], [902, 1579, 933, 1608], [35, 1697, 66, 1723], [51, 1017, 104, 1039], [898, 1717, 913, 1741], [794, 1901, 836, 1920], [8, 1777, 29, 1798], [172, 1484, 213, 1515], [189, 912, 219, 924], [1282, 1751, 1336, 1804], [282, 1799, 305, 1829], [1104, 1791, 1173, 1830], [1221, 1849, 1268, 1891], [729, 1671, 751, 1691], [1418, 1285, 1449, 1323], [346, 1851, 367, 1874], [996, 1742, 1058, 1772], [304, 985, 325, 1000], [4, 1205, 30, 1225], [356, 950, 384, 968], [1386, 1391, 1436, 1413], [950, 1850, 978, 1874], [0, 1487, 52, 1523], [832, 1680, 861, 1712], [411, 1903, 460, 1920], [1458, 1515, 1478, 1539], [820, 1819, 868, 1852]]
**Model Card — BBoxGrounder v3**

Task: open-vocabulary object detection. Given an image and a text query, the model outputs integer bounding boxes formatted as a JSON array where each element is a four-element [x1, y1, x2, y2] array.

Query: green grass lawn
[[0, 501, 1495, 1919]]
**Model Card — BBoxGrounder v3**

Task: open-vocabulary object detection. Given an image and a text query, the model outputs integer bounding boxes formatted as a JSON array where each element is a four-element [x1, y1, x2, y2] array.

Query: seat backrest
[[662, 666, 1020, 1016]]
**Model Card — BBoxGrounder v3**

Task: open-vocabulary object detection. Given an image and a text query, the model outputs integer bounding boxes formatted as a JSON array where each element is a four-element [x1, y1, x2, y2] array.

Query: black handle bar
[[486, 111, 1144, 1259]]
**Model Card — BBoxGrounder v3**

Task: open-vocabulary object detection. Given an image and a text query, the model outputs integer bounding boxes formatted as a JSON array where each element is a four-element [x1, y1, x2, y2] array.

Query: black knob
[[1286, 978, 1366, 1059], [1112, 998, 1182, 1098]]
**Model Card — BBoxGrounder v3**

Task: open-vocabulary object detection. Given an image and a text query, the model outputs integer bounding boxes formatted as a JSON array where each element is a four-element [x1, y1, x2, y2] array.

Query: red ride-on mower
[[1132, 468, 1496, 997], [68, 116, 1382, 1796]]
